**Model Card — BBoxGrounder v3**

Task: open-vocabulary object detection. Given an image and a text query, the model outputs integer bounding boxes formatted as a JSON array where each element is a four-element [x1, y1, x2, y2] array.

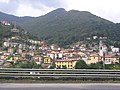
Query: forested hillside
[[1, 8, 120, 47], [21, 8, 120, 47]]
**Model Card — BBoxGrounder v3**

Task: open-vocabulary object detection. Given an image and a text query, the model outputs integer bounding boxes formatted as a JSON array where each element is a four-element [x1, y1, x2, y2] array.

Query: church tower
[[99, 40, 108, 57], [99, 40, 103, 56], [11, 22, 19, 33]]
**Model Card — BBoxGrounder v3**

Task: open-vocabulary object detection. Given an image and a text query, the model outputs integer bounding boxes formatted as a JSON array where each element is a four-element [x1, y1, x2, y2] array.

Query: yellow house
[[43, 56, 53, 64], [87, 53, 100, 64], [55, 59, 78, 69]]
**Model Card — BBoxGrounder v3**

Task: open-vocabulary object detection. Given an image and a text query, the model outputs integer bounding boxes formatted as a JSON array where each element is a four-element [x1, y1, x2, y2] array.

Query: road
[[0, 83, 120, 90]]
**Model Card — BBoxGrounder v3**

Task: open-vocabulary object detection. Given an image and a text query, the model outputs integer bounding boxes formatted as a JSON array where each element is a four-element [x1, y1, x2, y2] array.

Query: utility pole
[[103, 52, 105, 69]]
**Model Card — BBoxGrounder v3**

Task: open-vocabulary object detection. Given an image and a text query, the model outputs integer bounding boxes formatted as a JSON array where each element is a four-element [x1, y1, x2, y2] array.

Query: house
[[3, 41, 10, 47], [93, 36, 98, 39], [27, 51, 34, 56], [102, 55, 119, 64], [29, 45, 37, 50], [8, 47, 14, 53], [34, 40, 41, 45], [87, 53, 101, 64], [13, 55, 21, 60], [55, 53, 80, 69], [33, 55, 42, 64], [47, 51, 63, 59], [21, 52, 27, 57], [10, 43, 19, 48], [22, 51, 34, 57], [50, 44, 60, 50], [43, 56, 53, 64], [43, 56, 53, 68], [47, 53, 55, 59], [0, 60, 4, 65], [10, 24, 19, 33], [4, 52, 11, 56], [17, 48, 22, 54], [55, 59, 78, 69], [1, 21, 10, 25], [111, 47, 119, 53], [0, 55, 5, 60]]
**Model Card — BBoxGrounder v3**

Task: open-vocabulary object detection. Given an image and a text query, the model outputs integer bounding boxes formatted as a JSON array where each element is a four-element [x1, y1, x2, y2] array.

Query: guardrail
[[0, 68, 120, 78]]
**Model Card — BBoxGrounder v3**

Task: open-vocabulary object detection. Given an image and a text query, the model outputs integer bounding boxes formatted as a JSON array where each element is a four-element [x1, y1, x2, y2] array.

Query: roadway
[[0, 83, 120, 90], [1, 68, 120, 79]]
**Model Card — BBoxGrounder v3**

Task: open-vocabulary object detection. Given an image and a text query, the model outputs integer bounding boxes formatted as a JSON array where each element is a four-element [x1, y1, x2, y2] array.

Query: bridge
[[0, 68, 120, 78]]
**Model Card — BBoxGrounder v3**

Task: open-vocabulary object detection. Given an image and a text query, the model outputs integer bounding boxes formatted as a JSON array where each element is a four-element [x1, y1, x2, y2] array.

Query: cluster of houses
[[0, 21, 120, 69], [43, 42, 119, 69], [0, 20, 11, 26]]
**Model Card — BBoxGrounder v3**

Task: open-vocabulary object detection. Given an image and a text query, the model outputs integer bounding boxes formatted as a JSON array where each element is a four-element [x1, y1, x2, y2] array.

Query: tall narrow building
[[99, 40, 103, 56], [99, 40, 107, 56], [11, 22, 19, 33]]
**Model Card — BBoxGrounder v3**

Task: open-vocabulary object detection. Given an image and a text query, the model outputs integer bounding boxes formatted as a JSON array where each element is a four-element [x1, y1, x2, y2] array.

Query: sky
[[0, 0, 120, 23]]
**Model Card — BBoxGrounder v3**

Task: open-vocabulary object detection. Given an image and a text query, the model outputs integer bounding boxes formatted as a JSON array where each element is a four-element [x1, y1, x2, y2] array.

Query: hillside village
[[0, 21, 120, 69]]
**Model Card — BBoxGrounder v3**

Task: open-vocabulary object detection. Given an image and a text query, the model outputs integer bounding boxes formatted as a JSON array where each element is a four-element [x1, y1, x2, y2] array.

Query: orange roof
[[102, 55, 119, 58]]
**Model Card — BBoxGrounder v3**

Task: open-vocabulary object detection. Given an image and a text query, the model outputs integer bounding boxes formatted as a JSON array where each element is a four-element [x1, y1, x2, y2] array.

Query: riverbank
[[0, 78, 120, 83]]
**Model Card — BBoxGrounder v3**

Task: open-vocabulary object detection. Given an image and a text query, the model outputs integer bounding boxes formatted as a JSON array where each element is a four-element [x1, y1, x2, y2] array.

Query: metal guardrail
[[0, 68, 120, 78]]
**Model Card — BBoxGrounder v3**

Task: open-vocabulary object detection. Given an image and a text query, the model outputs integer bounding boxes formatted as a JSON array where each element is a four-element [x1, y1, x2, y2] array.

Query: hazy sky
[[0, 0, 120, 23]]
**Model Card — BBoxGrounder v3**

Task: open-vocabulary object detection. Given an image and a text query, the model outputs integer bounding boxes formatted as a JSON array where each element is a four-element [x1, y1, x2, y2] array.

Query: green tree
[[62, 65, 67, 69], [25, 54, 32, 60], [105, 63, 120, 70], [89, 61, 103, 69], [49, 62, 56, 69], [13, 48, 17, 54], [13, 60, 42, 69], [75, 60, 88, 69]]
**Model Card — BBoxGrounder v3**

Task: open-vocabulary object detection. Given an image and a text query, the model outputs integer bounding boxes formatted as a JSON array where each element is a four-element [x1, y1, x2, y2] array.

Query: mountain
[[0, 9, 120, 47], [0, 11, 34, 23], [21, 8, 120, 46]]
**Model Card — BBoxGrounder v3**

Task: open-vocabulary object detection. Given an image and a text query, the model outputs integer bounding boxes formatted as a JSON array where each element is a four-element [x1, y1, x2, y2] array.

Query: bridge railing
[[0, 68, 120, 78]]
